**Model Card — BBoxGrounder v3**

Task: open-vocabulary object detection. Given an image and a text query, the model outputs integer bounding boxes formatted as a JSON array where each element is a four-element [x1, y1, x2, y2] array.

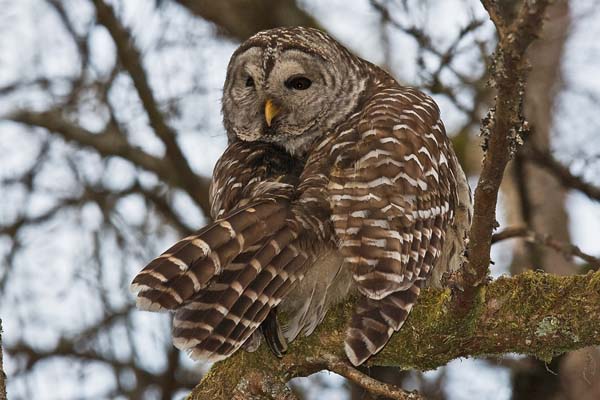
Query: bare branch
[[306, 355, 423, 400], [5, 109, 211, 204], [173, 0, 321, 41], [0, 320, 6, 400], [462, 0, 552, 289], [46, 0, 90, 73], [492, 226, 600, 268], [525, 147, 600, 202], [91, 0, 211, 214]]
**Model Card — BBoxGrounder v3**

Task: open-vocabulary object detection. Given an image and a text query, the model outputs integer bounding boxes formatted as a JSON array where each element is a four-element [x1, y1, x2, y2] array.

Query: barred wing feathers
[[172, 222, 313, 361], [329, 87, 458, 365], [130, 142, 312, 361], [130, 200, 289, 312]]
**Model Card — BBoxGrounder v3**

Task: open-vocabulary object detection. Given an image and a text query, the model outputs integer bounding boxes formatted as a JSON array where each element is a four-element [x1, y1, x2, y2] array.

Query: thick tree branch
[[173, 0, 321, 41], [190, 269, 600, 399], [462, 0, 552, 288], [92, 0, 211, 214]]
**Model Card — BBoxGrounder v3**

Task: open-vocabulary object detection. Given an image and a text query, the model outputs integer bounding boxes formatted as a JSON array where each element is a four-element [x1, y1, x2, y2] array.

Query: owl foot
[[261, 308, 288, 358]]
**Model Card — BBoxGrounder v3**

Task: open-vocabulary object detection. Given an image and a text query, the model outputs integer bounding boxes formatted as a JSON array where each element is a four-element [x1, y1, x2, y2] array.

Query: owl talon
[[261, 308, 288, 358]]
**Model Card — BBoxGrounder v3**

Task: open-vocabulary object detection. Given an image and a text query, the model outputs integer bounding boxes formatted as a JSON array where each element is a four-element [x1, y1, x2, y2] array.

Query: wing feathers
[[131, 200, 288, 312], [330, 89, 458, 365], [345, 283, 421, 366], [171, 223, 310, 361]]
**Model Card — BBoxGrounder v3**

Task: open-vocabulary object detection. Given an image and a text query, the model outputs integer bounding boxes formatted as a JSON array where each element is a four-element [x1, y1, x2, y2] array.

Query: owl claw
[[261, 308, 288, 358]]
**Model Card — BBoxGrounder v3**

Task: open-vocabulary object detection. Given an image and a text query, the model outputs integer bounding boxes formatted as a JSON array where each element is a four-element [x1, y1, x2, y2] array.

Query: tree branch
[[525, 146, 600, 202], [5, 109, 183, 188], [305, 355, 423, 400], [91, 0, 211, 214], [190, 269, 600, 399], [492, 226, 600, 268], [173, 0, 321, 41], [462, 0, 552, 288]]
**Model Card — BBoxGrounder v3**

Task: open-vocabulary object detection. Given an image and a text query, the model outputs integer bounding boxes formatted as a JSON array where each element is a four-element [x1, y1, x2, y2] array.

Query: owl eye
[[285, 76, 312, 90], [245, 76, 255, 87]]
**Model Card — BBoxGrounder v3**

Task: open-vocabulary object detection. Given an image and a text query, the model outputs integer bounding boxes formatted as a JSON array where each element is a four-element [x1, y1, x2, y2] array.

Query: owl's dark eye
[[285, 76, 312, 90], [245, 76, 255, 87]]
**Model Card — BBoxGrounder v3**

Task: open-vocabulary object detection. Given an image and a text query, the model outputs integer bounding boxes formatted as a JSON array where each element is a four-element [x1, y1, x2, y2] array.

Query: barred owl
[[131, 27, 472, 366]]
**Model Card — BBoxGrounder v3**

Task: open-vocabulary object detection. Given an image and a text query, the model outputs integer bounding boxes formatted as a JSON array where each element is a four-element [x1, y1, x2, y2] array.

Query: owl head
[[222, 27, 368, 156]]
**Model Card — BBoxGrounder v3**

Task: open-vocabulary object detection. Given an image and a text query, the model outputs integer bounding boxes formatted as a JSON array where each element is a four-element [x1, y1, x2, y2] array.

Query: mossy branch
[[189, 269, 600, 399]]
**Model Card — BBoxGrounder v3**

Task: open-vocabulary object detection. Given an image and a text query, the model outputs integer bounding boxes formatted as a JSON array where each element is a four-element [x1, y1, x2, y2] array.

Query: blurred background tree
[[1, 0, 600, 399]]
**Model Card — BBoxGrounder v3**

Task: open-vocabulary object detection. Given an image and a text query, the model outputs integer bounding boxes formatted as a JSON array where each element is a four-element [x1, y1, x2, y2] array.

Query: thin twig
[[0, 320, 6, 400], [492, 226, 600, 268], [308, 355, 424, 400]]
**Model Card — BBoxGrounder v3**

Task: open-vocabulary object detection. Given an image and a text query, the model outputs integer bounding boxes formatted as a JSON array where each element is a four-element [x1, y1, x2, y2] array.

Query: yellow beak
[[264, 99, 280, 127]]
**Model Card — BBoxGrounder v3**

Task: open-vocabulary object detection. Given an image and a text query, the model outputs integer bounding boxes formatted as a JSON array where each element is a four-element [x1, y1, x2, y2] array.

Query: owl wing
[[329, 87, 457, 365], [131, 142, 313, 361], [130, 142, 294, 311]]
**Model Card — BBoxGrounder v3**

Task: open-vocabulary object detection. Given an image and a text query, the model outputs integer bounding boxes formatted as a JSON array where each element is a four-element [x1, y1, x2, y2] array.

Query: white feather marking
[[379, 136, 401, 145], [346, 256, 378, 266], [361, 238, 386, 247], [190, 238, 211, 254], [358, 149, 394, 164], [208, 252, 221, 273], [168, 256, 189, 271], [331, 193, 382, 202], [361, 129, 378, 138], [219, 221, 236, 238], [187, 271, 202, 291], [230, 281, 243, 295], [250, 259, 261, 272]]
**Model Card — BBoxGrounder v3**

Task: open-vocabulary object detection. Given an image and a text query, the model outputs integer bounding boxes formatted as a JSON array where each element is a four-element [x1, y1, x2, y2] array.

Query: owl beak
[[264, 99, 280, 127]]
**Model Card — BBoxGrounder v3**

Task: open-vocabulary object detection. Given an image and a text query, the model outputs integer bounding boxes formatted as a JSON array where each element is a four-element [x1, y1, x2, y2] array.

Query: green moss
[[190, 270, 600, 399]]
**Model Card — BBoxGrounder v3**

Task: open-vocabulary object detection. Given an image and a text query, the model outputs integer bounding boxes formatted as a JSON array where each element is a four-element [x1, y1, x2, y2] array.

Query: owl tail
[[171, 226, 311, 361], [130, 200, 289, 311], [344, 282, 421, 366]]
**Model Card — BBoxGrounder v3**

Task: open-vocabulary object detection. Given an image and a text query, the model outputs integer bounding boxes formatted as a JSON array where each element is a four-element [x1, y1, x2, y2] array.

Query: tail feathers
[[208, 247, 309, 359], [344, 283, 421, 366], [171, 227, 310, 361], [131, 200, 288, 312]]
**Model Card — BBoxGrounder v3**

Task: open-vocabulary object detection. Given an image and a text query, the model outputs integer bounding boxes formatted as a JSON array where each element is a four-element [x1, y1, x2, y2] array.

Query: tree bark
[[508, 0, 572, 277], [188, 270, 600, 399], [173, 0, 321, 41]]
